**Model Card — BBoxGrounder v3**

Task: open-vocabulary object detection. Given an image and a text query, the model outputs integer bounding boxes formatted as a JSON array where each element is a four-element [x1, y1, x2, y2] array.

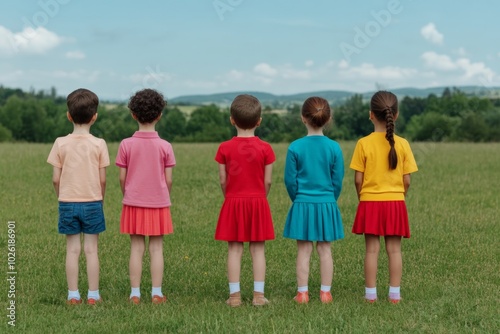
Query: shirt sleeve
[[284, 147, 298, 201], [115, 141, 127, 168], [214, 144, 225, 164], [331, 144, 344, 201], [402, 140, 418, 174], [99, 140, 110, 168], [349, 140, 365, 172], [47, 139, 62, 168], [164, 142, 176, 168]]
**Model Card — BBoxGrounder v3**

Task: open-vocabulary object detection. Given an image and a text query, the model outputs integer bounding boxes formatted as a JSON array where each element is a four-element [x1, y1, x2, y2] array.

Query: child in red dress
[[215, 94, 275, 307]]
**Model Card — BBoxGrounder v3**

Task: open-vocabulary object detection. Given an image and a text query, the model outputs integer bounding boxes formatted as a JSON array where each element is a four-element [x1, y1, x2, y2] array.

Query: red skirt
[[215, 197, 275, 242], [120, 205, 173, 236], [352, 201, 410, 238]]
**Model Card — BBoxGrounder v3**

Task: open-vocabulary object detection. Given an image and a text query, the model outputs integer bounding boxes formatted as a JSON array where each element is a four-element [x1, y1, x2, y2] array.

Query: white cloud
[[456, 58, 494, 81], [0, 25, 62, 55], [305, 60, 314, 67], [421, 51, 456, 70], [253, 63, 278, 77], [338, 59, 349, 69], [65, 50, 85, 59], [456, 47, 467, 56], [421, 23, 443, 45], [339, 63, 417, 80]]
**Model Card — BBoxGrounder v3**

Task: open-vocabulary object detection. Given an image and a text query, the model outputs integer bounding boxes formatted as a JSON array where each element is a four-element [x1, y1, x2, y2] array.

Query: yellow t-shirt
[[350, 132, 418, 201], [47, 134, 110, 202]]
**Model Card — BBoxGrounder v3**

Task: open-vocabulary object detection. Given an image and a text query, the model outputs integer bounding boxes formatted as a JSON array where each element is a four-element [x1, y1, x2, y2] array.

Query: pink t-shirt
[[116, 131, 176, 208], [47, 133, 110, 202]]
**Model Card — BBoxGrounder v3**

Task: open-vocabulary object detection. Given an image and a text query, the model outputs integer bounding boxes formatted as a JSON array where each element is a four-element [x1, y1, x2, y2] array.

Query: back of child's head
[[230, 94, 261, 129], [370, 91, 398, 169], [67, 88, 99, 124], [128, 89, 166, 124], [301, 96, 331, 128]]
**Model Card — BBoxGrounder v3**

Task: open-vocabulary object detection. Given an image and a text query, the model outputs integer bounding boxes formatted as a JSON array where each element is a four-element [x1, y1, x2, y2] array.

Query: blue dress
[[283, 136, 344, 241]]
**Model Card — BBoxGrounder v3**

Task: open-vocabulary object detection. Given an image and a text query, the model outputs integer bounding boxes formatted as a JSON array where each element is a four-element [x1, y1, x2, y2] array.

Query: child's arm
[[165, 167, 173, 193], [264, 163, 273, 196], [52, 167, 62, 197], [354, 171, 364, 200], [218, 164, 227, 196], [119, 167, 127, 195], [403, 174, 411, 196], [99, 167, 106, 199]]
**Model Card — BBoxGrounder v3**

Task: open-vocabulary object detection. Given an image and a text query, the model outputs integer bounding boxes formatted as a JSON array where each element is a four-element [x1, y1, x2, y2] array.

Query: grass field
[[1, 141, 499, 333]]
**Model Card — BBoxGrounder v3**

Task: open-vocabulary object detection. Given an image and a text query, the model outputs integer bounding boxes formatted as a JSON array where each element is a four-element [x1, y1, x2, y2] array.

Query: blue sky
[[1, 0, 499, 101]]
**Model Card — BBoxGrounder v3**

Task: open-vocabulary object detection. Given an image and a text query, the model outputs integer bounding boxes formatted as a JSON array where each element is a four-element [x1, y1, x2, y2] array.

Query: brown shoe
[[152, 295, 167, 304], [252, 292, 269, 306], [226, 292, 242, 307]]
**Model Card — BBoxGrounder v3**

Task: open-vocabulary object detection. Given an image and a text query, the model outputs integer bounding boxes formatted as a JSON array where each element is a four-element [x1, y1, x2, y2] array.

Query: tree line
[[1, 86, 499, 143]]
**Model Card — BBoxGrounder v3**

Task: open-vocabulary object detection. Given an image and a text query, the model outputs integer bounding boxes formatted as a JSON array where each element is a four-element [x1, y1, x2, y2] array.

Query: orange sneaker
[[389, 298, 401, 304], [293, 291, 309, 304], [152, 295, 167, 304], [226, 292, 242, 307], [66, 298, 82, 305], [129, 296, 140, 305], [365, 298, 377, 304], [87, 297, 102, 305], [319, 290, 333, 304]]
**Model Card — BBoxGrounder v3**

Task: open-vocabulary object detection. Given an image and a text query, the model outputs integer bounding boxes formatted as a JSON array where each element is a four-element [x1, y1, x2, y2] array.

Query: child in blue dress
[[283, 96, 344, 304]]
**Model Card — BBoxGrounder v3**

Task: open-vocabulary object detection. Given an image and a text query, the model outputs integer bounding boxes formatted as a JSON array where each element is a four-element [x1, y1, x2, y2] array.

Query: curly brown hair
[[128, 89, 166, 124]]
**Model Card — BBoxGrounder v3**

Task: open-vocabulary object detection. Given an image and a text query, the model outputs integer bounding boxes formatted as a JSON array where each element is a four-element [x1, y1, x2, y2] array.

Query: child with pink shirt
[[47, 88, 109, 305], [116, 89, 175, 304]]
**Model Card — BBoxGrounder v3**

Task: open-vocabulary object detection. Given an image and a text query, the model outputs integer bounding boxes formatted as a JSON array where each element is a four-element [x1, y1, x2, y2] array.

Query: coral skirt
[[215, 197, 275, 242], [352, 201, 410, 238], [120, 205, 173, 236]]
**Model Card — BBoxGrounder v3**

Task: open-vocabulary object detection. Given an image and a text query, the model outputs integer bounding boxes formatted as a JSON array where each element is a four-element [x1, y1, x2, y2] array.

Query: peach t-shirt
[[47, 133, 110, 202]]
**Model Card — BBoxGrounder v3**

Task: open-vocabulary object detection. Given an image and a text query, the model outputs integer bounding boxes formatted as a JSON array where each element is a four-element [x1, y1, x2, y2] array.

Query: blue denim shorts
[[58, 201, 106, 235]]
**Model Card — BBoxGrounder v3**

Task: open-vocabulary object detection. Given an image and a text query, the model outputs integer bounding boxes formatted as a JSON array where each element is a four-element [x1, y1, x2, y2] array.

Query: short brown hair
[[230, 94, 261, 129], [66, 88, 99, 124]]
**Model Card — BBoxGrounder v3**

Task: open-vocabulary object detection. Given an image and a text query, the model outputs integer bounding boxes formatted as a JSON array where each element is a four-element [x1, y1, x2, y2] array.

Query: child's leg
[[83, 233, 100, 301], [226, 242, 244, 307], [149, 236, 164, 297], [296, 240, 313, 289], [364, 234, 380, 300], [83, 233, 99, 291], [129, 235, 146, 294], [249, 242, 268, 305], [385, 236, 402, 300], [227, 242, 244, 287], [316, 241, 333, 288], [66, 234, 81, 298]]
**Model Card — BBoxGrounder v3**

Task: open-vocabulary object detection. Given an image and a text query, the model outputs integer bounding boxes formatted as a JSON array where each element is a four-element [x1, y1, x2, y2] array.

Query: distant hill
[[169, 86, 500, 106]]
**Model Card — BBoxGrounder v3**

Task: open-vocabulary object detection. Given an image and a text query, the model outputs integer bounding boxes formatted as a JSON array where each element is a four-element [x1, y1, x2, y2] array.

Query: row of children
[[47, 88, 417, 306]]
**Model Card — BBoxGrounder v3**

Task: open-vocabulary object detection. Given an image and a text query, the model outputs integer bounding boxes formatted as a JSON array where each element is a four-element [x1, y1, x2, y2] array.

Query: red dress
[[214, 137, 275, 242]]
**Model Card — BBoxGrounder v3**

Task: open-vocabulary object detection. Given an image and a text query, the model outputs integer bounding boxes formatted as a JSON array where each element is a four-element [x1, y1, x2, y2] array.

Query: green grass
[[1, 141, 499, 333]]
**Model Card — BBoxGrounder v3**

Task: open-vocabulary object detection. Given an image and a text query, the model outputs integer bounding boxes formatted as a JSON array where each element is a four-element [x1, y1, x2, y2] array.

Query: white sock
[[68, 289, 80, 300], [254, 281, 265, 293], [152, 287, 163, 297], [320, 285, 331, 292], [389, 286, 401, 299], [365, 287, 377, 300], [297, 286, 308, 293], [130, 287, 141, 298], [87, 289, 100, 299], [229, 282, 240, 294]]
